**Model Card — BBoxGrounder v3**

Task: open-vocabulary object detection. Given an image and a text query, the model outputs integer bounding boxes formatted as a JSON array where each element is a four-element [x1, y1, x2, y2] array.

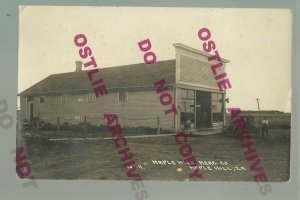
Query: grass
[[21, 129, 290, 182]]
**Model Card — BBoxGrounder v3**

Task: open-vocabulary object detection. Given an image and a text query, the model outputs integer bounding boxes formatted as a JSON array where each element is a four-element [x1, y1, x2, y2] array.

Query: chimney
[[75, 61, 83, 72]]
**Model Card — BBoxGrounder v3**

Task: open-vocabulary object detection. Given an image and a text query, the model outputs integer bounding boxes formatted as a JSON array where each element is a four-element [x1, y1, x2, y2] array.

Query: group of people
[[182, 116, 270, 137]]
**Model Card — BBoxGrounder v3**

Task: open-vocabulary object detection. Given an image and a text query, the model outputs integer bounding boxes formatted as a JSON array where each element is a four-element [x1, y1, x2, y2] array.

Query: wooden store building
[[19, 43, 229, 133]]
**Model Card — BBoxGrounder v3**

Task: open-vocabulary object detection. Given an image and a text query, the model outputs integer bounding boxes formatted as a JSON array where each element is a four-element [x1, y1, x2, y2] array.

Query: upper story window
[[61, 95, 68, 103], [40, 96, 45, 103], [118, 91, 128, 102], [87, 93, 96, 102]]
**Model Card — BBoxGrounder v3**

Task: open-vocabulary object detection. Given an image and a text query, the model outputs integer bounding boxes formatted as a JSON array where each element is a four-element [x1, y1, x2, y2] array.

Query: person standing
[[261, 117, 269, 137], [184, 119, 192, 135]]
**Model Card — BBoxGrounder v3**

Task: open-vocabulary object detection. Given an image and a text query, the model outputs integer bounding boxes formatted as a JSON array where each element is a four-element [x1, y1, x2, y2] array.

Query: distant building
[[18, 43, 229, 132]]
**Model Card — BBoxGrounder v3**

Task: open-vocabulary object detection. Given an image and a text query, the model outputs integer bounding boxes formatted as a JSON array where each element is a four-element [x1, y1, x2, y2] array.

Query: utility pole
[[256, 98, 261, 124]]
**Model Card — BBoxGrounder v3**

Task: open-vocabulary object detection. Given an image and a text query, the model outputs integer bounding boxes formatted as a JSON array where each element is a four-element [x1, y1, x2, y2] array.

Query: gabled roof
[[19, 59, 176, 96]]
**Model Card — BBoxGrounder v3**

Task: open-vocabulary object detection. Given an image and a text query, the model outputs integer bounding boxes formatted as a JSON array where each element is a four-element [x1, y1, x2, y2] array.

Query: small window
[[87, 93, 96, 102], [61, 95, 68, 103], [27, 96, 33, 102], [40, 96, 45, 103], [118, 91, 128, 102]]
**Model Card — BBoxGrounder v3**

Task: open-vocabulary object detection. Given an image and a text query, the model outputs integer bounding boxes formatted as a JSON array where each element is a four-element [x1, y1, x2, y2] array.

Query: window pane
[[119, 91, 128, 102], [61, 95, 68, 103], [218, 93, 223, 102], [212, 101, 221, 113], [27, 96, 33, 101], [212, 93, 218, 101], [88, 93, 96, 102], [212, 93, 223, 123], [187, 90, 194, 99], [40, 97, 42, 103], [180, 89, 188, 99], [180, 99, 195, 126], [40, 96, 45, 103], [119, 91, 123, 101]]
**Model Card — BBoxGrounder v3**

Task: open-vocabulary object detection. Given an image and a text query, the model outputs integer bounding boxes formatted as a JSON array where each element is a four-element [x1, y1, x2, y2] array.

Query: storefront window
[[180, 89, 195, 126], [212, 93, 223, 123], [187, 90, 195, 99], [212, 93, 218, 101]]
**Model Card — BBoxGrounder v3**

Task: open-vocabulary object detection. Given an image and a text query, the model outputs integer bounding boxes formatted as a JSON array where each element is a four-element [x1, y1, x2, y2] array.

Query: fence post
[[157, 117, 160, 135], [57, 117, 60, 131], [84, 116, 87, 133]]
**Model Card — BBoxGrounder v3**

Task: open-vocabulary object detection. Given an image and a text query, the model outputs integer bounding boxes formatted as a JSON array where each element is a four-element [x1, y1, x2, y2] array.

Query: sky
[[18, 6, 292, 112]]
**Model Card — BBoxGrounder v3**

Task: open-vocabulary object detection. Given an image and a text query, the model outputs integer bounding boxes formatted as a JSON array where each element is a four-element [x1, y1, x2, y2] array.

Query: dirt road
[[23, 129, 290, 181]]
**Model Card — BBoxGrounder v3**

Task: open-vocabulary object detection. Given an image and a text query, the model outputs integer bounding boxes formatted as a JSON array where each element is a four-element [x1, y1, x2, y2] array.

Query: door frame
[[195, 90, 212, 129]]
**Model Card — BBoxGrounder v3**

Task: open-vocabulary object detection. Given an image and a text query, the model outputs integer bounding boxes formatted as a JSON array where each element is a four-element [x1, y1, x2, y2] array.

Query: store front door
[[195, 91, 212, 128]]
